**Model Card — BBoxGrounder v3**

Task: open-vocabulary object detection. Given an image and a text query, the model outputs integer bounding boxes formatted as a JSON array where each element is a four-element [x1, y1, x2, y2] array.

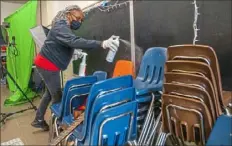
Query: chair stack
[[49, 76, 98, 142], [50, 75, 138, 146], [133, 47, 167, 145], [161, 44, 231, 145]]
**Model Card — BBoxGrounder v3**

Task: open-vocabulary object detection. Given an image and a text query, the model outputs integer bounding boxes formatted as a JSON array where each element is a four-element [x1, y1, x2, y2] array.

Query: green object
[[4, 0, 38, 106], [73, 60, 81, 75]]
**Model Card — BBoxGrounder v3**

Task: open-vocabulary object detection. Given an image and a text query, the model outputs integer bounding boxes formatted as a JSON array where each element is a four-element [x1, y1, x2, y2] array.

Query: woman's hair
[[52, 5, 81, 27]]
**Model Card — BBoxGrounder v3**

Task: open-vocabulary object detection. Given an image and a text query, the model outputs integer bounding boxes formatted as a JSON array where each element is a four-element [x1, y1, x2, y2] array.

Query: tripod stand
[[0, 46, 37, 125]]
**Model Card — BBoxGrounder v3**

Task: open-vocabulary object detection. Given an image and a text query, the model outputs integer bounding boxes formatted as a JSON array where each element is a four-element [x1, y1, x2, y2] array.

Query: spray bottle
[[78, 52, 87, 77], [106, 36, 120, 63]]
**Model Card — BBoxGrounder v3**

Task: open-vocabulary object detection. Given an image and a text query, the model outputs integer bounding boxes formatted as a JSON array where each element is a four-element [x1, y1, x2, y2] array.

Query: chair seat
[[63, 115, 83, 138], [206, 115, 232, 146], [50, 103, 61, 118], [134, 80, 162, 96]]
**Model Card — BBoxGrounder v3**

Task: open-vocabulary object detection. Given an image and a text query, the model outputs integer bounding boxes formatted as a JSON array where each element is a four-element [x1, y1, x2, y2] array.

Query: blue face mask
[[70, 20, 81, 30]]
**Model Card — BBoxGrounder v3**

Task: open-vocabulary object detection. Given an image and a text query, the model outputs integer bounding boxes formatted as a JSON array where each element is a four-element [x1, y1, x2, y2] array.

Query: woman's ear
[[66, 16, 71, 25], [66, 13, 71, 19]]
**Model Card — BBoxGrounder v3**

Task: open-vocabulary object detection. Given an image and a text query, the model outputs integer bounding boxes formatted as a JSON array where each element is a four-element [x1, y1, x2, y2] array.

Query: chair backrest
[[93, 71, 107, 81], [165, 60, 213, 78], [112, 60, 135, 78], [167, 45, 225, 107], [136, 47, 167, 86], [58, 76, 98, 118], [86, 88, 136, 142], [164, 83, 216, 121], [90, 101, 138, 145], [162, 94, 213, 145], [62, 86, 92, 118], [165, 60, 223, 112], [206, 115, 232, 146], [77, 75, 134, 141], [165, 72, 221, 116]]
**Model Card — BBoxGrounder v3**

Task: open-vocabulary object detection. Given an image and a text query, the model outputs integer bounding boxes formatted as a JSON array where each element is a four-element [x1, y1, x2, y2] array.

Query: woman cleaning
[[31, 5, 119, 130]]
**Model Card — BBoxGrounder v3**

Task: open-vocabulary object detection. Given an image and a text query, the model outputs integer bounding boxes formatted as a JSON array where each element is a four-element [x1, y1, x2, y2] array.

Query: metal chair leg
[[147, 113, 162, 145], [64, 133, 73, 146], [138, 93, 155, 144]]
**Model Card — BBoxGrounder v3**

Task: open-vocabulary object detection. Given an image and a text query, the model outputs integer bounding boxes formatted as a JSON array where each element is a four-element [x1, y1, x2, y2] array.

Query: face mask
[[70, 20, 81, 30]]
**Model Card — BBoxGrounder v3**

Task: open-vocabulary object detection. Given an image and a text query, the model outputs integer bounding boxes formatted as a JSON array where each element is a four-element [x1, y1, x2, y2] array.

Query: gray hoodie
[[40, 20, 102, 70]]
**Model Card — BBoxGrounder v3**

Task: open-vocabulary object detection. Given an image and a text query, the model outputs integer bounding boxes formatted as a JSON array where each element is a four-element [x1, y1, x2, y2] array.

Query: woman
[[31, 5, 119, 130]]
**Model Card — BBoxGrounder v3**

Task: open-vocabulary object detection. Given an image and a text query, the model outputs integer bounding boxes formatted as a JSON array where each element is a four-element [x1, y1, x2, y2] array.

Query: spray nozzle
[[111, 35, 120, 40]]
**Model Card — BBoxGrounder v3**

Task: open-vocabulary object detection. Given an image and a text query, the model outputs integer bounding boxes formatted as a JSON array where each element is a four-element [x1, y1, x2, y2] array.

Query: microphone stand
[[0, 41, 37, 126]]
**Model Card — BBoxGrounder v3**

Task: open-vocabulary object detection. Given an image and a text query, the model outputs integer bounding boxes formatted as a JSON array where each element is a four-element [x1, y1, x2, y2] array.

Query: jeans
[[35, 67, 62, 121]]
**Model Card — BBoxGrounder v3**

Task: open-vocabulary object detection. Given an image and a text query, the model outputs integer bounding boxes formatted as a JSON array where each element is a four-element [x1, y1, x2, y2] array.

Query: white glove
[[102, 35, 120, 52]]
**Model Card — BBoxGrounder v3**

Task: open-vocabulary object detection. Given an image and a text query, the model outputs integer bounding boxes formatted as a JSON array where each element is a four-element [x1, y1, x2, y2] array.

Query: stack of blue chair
[[49, 76, 98, 140], [50, 75, 138, 145], [49, 47, 168, 145], [133, 47, 167, 137]]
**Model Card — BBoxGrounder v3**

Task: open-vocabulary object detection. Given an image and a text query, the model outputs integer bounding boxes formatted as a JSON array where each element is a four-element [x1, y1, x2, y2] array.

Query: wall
[[40, 1, 99, 83], [0, 1, 24, 23], [71, 0, 232, 90], [133, 1, 232, 90], [41, 1, 98, 26]]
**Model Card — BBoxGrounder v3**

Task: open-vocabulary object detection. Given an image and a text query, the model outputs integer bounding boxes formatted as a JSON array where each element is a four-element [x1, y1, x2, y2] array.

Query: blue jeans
[[35, 67, 62, 121]]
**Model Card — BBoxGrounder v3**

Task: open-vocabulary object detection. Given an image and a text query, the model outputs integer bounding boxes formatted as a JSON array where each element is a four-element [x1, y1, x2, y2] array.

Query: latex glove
[[102, 35, 120, 52]]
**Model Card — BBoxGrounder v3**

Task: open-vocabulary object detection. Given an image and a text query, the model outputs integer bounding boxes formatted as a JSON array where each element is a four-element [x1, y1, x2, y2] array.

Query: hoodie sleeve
[[52, 20, 102, 50]]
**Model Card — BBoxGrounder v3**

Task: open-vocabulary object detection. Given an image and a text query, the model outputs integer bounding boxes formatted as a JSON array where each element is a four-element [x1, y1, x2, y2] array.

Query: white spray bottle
[[106, 36, 120, 63], [78, 52, 87, 77]]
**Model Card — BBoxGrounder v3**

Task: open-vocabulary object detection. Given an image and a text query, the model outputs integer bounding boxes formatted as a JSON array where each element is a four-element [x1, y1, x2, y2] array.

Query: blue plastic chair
[[62, 86, 92, 121], [82, 87, 136, 144], [62, 87, 133, 129], [134, 47, 167, 96], [66, 87, 136, 145], [93, 71, 107, 81], [134, 47, 166, 133], [90, 101, 138, 145], [206, 115, 232, 146], [63, 75, 134, 142], [50, 76, 98, 119]]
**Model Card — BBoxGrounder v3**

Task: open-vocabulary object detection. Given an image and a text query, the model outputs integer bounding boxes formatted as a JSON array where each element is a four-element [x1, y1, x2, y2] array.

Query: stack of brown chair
[[161, 44, 232, 145]]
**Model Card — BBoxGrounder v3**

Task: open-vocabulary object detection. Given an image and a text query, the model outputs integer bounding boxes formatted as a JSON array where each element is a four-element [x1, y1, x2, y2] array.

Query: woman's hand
[[102, 35, 120, 52]]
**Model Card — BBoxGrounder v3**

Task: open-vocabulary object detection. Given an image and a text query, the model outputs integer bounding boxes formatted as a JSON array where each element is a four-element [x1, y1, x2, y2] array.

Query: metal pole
[[129, 1, 136, 73]]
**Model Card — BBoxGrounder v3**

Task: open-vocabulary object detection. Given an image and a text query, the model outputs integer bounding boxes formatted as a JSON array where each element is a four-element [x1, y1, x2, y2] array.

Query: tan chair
[[167, 44, 230, 107], [165, 60, 223, 113], [162, 94, 213, 145], [164, 72, 222, 116], [163, 83, 216, 122]]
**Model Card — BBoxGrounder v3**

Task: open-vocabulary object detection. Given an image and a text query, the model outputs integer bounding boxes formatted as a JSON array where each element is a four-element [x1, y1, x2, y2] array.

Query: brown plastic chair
[[163, 83, 216, 122], [165, 60, 223, 113], [112, 60, 135, 78], [162, 94, 213, 145], [164, 72, 222, 116], [167, 45, 229, 107]]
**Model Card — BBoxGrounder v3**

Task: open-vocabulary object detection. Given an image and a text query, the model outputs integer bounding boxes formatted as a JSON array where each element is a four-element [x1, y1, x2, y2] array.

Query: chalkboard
[[74, 0, 232, 90], [198, 0, 232, 90], [74, 3, 131, 77], [133, 0, 232, 90]]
